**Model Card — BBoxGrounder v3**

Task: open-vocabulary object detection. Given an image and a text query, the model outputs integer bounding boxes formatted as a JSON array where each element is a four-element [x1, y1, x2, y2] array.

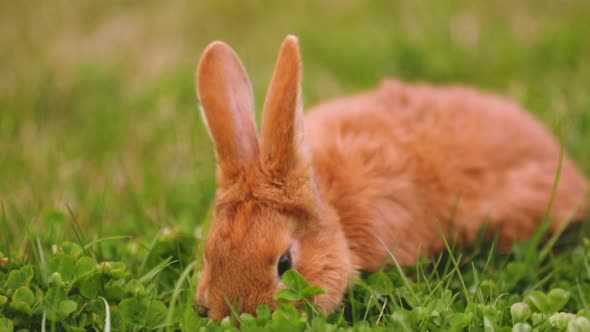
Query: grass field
[[1, 0, 590, 331]]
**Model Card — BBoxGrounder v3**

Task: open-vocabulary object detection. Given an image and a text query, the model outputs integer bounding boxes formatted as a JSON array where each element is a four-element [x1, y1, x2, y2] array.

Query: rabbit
[[194, 35, 589, 321]]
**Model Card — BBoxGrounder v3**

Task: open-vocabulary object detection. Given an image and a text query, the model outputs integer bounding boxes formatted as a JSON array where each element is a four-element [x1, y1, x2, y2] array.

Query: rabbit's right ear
[[197, 41, 259, 180]]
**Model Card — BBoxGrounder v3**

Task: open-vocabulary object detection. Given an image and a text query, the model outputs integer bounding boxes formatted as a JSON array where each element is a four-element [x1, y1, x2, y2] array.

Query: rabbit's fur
[[195, 35, 589, 320]]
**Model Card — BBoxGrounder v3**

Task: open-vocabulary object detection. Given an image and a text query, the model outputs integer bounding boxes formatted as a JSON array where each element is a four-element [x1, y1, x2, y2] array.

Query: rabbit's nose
[[197, 304, 209, 317]]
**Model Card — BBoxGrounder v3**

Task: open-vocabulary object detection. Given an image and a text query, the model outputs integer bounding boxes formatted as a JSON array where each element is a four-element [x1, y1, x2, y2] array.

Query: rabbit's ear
[[260, 36, 308, 176], [197, 41, 259, 179]]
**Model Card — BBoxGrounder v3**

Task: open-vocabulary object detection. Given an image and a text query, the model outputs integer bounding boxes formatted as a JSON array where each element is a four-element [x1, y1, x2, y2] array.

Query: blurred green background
[[1, 0, 589, 243]]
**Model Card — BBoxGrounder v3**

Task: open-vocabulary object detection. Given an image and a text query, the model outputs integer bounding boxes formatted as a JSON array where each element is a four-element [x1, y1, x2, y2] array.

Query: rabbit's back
[[304, 79, 588, 270]]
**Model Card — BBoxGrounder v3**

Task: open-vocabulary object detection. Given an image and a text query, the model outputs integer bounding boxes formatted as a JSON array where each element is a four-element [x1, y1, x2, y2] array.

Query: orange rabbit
[[194, 35, 589, 321]]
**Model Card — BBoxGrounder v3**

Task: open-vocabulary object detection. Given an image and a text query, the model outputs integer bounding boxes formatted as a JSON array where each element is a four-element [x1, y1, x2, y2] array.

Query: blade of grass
[[1, 201, 10, 251], [223, 295, 242, 325], [371, 231, 420, 305], [438, 226, 471, 305], [36, 237, 48, 284], [165, 261, 196, 332], [361, 294, 373, 322], [139, 257, 176, 284], [139, 230, 162, 274], [576, 279, 589, 313], [66, 204, 92, 257], [525, 149, 563, 264], [83, 235, 133, 251], [99, 297, 111, 332], [375, 298, 387, 326], [472, 241, 496, 303], [537, 201, 582, 263]]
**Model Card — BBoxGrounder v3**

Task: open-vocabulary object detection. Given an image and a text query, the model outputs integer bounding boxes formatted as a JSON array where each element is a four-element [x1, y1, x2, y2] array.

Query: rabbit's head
[[195, 36, 353, 321]]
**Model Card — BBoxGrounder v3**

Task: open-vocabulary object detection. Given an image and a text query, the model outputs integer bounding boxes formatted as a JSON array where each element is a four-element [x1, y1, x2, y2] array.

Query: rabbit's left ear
[[260, 35, 309, 176]]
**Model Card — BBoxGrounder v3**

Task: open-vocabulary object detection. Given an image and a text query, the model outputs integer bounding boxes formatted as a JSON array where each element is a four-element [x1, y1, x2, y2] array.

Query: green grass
[[1, 0, 589, 331]]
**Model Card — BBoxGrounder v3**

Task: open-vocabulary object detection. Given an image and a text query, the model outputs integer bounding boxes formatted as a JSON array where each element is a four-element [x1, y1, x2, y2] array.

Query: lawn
[[1, 0, 589, 331]]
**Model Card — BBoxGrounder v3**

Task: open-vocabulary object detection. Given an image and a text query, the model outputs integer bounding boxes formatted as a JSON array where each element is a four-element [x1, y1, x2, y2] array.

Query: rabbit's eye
[[277, 249, 292, 277]]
